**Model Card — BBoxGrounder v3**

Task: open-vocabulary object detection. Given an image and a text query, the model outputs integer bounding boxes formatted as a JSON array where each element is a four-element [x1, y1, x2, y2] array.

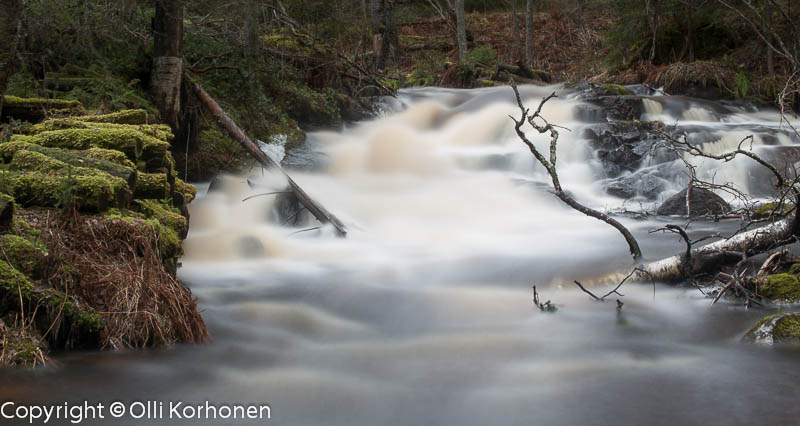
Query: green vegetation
[[759, 274, 800, 303]]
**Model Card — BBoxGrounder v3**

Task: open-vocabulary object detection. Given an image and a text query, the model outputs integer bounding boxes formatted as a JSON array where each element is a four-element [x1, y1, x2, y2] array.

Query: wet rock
[[604, 170, 669, 200], [656, 187, 731, 216], [742, 313, 800, 346], [573, 103, 607, 123], [584, 121, 676, 177]]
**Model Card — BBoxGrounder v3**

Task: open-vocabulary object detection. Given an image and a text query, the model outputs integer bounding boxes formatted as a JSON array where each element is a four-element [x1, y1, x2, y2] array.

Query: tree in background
[[371, 0, 398, 71], [150, 0, 184, 131], [524, 0, 535, 65], [0, 0, 24, 109], [455, 0, 467, 61]]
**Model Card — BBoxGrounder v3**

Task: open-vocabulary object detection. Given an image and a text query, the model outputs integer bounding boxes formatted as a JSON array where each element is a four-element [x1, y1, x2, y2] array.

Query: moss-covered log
[[0, 96, 85, 123], [71, 109, 150, 125], [10, 128, 153, 161], [134, 172, 169, 199], [0, 140, 32, 162], [28, 119, 173, 142], [13, 144, 137, 189], [135, 199, 188, 238], [0, 170, 118, 213], [83, 147, 135, 168], [9, 150, 131, 208], [174, 178, 197, 203]]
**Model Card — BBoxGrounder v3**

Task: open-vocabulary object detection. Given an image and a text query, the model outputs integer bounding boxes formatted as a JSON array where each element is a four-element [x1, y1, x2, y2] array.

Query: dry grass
[[20, 209, 208, 350]]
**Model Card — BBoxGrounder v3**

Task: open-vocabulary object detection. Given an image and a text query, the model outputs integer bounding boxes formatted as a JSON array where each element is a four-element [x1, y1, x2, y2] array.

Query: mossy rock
[[9, 150, 131, 208], [133, 172, 169, 200], [601, 84, 635, 96], [0, 170, 116, 213], [135, 199, 188, 238], [71, 109, 150, 125], [753, 202, 794, 220], [0, 234, 47, 278], [10, 128, 151, 161], [759, 273, 800, 303], [789, 264, 800, 275], [742, 313, 800, 345]]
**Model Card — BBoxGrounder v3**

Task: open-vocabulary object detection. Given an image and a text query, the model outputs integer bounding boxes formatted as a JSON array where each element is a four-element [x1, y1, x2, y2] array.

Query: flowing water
[[3, 85, 800, 425]]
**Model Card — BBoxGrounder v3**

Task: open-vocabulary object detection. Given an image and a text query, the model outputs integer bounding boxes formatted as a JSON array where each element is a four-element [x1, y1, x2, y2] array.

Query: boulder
[[604, 170, 668, 200], [656, 187, 730, 216], [742, 313, 800, 346]]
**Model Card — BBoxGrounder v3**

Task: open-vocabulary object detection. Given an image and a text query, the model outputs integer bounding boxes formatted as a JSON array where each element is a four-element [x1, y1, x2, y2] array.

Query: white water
[[4, 86, 800, 426]]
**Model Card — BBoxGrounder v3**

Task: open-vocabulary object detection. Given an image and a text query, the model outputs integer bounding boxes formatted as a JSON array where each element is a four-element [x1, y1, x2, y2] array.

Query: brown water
[[2, 85, 800, 426]]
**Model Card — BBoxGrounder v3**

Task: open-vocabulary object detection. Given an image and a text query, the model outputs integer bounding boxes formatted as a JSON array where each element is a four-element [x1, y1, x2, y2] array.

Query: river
[[2, 85, 800, 425]]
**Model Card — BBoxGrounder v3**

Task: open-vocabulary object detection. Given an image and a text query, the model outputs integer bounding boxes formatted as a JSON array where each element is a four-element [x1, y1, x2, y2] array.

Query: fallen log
[[638, 218, 795, 283], [190, 81, 348, 236]]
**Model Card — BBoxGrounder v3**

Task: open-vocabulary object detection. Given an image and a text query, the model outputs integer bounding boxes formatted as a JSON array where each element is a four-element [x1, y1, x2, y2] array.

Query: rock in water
[[742, 313, 800, 346], [656, 187, 730, 216]]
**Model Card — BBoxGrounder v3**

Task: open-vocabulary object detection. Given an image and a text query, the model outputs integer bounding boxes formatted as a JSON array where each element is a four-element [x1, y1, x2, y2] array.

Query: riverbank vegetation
[[1, 0, 800, 364]]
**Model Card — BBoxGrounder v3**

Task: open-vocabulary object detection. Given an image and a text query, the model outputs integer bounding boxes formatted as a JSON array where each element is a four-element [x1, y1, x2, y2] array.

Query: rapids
[[3, 85, 800, 426]]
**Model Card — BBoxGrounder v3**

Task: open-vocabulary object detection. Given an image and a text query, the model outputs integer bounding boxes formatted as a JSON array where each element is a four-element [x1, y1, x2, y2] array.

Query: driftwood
[[190, 81, 348, 236], [639, 218, 794, 283]]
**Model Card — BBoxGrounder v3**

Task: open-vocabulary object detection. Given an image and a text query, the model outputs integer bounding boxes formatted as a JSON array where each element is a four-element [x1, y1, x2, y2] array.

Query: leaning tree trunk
[[0, 0, 24, 113], [150, 0, 184, 130], [455, 0, 467, 62]]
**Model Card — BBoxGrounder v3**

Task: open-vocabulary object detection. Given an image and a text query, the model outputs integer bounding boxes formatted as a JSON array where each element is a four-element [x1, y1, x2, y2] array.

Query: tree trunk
[[370, 0, 397, 71], [525, 0, 534, 65], [190, 81, 348, 237], [150, 0, 184, 131], [455, 0, 467, 62], [511, 0, 520, 60], [0, 0, 24, 114]]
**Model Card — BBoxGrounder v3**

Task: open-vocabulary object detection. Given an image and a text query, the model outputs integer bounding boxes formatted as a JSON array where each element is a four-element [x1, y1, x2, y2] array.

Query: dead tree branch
[[509, 79, 643, 262]]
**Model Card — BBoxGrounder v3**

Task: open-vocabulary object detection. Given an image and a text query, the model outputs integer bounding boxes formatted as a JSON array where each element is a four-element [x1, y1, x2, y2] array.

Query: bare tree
[[0, 0, 24, 112], [455, 0, 467, 62], [150, 0, 184, 130]]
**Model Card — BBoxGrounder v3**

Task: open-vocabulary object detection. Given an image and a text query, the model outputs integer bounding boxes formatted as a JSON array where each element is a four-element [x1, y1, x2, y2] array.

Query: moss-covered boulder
[[0, 140, 33, 163], [134, 172, 169, 199], [13, 144, 137, 189], [753, 202, 794, 220], [0, 170, 117, 213], [742, 313, 800, 345], [600, 83, 635, 96], [759, 273, 800, 303], [0, 234, 47, 278]]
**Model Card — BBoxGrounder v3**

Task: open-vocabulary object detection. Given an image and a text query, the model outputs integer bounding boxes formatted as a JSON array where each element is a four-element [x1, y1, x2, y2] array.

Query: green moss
[[2, 336, 45, 366], [83, 147, 135, 168], [789, 264, 800, 275], [0, 260, 35, 303], [174, 178, 197, 203], [135, 199, 187, 238], [0, 141, 33, 163], [760, 273, 800, 302], [71, 109, 150, 125], [9, 150, 130, 207], [11, 128, 165, 161], [754, 202, 794, 219], [601, 83, 635, 96], [2, 95, 83, 110], [0, 170, 116, 213], [14, 144, 136, 186], [773, 314, 800, 341], [0, 234, 47, 278], [28, 119, 173, 143], [134, 173, 169, 199]]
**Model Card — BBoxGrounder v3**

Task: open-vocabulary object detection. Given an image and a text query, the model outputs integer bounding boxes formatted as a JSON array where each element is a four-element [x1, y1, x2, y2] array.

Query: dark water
[[2, 85, 800, 426]]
